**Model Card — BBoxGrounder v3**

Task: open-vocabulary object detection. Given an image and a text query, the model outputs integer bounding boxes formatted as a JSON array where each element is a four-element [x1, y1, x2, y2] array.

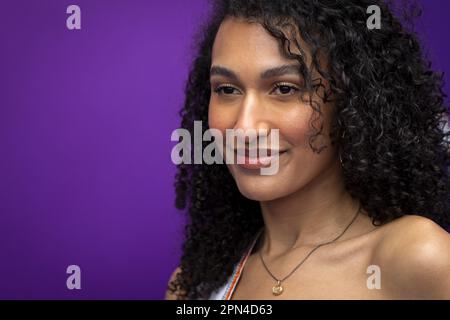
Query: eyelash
[[272, 82, 300, 95], [213, 82, 300, 96], [213, 84, 238, 95]]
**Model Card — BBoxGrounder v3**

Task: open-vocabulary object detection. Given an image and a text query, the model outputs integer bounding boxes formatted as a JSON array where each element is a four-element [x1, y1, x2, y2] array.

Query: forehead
[[212, 17, 285, 64], [211, 16, 309, 68]]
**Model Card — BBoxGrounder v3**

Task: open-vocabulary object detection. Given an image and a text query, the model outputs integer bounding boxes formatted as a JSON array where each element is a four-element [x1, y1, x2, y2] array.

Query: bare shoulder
[[373, 215, 450, 299], [165, 266, 184, 300]]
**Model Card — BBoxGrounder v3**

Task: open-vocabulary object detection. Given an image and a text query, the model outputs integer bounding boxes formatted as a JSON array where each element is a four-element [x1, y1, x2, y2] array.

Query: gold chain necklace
[[258, 204, 361, 296]]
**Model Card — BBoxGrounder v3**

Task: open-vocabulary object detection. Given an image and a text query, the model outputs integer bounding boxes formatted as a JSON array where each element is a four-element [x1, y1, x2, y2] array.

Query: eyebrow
[[210, 64, 301, 81], [210, 66, 239, 81], [260, 64, 302, 79]]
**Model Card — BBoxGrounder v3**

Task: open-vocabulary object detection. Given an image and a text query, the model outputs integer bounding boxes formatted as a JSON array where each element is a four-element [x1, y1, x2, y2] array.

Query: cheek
[[208, 103, 233, 132], [277, 108, 313, 148], [280, 100, 334, 149]]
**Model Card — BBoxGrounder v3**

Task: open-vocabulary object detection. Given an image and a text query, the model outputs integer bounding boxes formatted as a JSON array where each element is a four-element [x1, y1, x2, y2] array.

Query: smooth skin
[[167, 17, 450, 300]]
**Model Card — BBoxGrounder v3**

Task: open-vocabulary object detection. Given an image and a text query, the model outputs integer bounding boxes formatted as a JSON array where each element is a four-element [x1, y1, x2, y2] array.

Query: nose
[[233, 91, 272, 145]]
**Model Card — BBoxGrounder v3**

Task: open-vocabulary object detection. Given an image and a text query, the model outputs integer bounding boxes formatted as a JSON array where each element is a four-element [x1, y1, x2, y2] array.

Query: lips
[[235, 149, 283, 157], [233, 148, 287, 169]]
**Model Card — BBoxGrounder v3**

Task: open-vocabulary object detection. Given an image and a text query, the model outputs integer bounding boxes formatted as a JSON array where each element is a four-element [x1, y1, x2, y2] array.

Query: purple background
[[0, 1, 449, 299]]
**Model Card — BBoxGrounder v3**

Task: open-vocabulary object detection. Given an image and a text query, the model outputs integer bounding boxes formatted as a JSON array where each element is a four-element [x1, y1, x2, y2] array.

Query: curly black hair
[[169, 0, 450, 299]]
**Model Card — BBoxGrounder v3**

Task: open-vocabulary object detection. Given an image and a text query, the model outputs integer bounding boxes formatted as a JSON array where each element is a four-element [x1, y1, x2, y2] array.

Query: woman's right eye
[[213, 85, 240, 95]]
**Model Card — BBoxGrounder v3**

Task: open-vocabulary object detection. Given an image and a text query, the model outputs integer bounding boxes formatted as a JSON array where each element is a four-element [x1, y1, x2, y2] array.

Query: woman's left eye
[[272, 83, 300, 95]]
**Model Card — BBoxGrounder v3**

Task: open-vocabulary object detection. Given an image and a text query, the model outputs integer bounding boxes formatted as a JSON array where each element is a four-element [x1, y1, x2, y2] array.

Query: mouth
[[232, 148, 288, 170]]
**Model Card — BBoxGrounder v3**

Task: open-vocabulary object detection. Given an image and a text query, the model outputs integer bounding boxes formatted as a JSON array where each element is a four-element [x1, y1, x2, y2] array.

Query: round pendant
[[272, 281, 284, 296]]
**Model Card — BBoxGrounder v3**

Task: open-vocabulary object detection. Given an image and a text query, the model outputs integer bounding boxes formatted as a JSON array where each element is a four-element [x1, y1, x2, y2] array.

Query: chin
[[232, 173, 293, 202]]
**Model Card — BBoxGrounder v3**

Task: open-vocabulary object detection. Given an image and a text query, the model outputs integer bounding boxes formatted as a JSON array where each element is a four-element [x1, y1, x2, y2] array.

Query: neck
[[259, 162, 363, 257]]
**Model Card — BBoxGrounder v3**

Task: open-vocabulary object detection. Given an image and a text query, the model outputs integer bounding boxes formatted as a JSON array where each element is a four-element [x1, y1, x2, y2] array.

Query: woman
[[167, 0, 450, 299]]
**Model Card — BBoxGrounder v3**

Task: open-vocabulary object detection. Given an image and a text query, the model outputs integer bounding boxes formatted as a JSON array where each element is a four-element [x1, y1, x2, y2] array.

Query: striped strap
[[222, 229, 264, 300]]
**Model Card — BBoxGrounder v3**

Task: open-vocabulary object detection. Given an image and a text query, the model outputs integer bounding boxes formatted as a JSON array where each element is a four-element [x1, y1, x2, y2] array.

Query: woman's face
[[208, 17, 339, 201]]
